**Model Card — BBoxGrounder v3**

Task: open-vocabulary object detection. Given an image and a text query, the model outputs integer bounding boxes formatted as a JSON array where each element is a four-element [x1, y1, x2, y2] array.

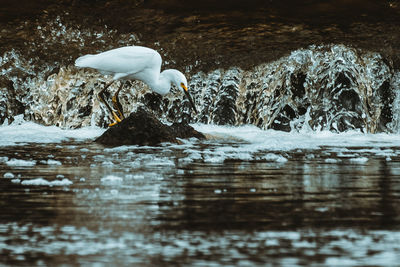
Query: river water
[[1, 0, 400, 266], [1, 121, 400, 266]]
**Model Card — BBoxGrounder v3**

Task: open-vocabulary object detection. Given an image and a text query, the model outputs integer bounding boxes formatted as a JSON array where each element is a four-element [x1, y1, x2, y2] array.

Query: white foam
[[180, 149, 203, 163], [3, 172, 15, 178], [260, 153, 288, 163], [226, 152, 254, 161], [47, 179, 73, 186], [349, 157, 369, 164], [21, 178, 73, 186], [145, 158, 175, 167], [193, 124, 400, 151], [325, 158, 340, 163], [203, 153, 226, 163], [101, 175, 123, 185], [1, 120, 400, 156], [6, 159, 37, 167], [306, 154, 315, 159], [40, 159, 62, 165], [104, 146, 137, 152], [0, 118, 105, 146], [125, 174, 145, 180], [337, 152, 358, 158]]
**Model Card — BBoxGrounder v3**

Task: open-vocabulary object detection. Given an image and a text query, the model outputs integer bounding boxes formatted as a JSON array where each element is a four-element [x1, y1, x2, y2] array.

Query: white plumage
[[75, 46, 197, 125], [76, 46, 160, 82]]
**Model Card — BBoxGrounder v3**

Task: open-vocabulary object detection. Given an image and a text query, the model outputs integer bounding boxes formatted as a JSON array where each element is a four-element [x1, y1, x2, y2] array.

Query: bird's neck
[[147, 73, 170, 96]]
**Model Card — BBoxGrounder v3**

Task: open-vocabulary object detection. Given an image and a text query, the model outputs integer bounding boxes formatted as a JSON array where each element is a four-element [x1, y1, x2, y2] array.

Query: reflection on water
[[1, 140, 400, 266]]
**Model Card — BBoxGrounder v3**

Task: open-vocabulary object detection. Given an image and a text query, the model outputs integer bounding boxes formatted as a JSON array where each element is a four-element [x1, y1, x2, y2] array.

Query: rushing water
[[2, 43, 400, 132], [1, 121, 400, 266], [0, 10, 399, 131], [1, 1, 400, 266]]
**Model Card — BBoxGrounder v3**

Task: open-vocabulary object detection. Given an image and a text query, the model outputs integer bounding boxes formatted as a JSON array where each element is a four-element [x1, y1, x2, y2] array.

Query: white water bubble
[[21, 178, 73, 186], [125, 174, 145, 180], [306, 154, 315, 159], [6, 159, 36, 167], [262, 153, 288, 163], [325, 158, 340, 163], [349, 157, 369, 164], [110, 189, 119, 195], [41, 159, 62, 165], [3, 172, 15, 178], [214, 189, 222, 194], [101, 175, 123, 185]]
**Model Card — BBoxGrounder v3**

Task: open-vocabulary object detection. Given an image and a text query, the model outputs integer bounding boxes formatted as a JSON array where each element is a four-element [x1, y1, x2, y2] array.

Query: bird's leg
[[112, 82, 125, 120], [98, 81, 122, 126]]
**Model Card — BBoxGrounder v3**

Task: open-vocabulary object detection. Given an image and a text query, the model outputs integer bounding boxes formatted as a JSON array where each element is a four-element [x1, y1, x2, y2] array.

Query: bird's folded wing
[[75, 46, 161, 76]]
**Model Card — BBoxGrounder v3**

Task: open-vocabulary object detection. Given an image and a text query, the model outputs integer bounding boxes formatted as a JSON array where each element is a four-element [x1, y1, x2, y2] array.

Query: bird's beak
[[181, 84, 198, 114]]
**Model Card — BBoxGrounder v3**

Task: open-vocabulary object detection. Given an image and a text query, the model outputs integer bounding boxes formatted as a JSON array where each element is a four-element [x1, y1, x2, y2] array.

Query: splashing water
[[1, 37, 399, 132]]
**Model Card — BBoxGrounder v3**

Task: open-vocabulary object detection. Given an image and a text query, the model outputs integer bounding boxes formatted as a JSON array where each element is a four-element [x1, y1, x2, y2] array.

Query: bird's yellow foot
[[112, 95, 125, 120], [108, 111, 123, 127]]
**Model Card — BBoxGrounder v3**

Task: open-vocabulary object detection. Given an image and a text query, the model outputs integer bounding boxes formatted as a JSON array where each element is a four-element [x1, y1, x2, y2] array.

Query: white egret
[[75, 46, 197, 126]]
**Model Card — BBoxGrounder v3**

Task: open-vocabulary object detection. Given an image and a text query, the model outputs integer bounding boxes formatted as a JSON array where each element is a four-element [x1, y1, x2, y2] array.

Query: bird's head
[[165, 69, 198, 114]]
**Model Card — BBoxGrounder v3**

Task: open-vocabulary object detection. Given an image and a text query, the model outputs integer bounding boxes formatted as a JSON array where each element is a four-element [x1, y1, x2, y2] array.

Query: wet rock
[[95, 109, 205, 146], [169, 122, 206, 140]]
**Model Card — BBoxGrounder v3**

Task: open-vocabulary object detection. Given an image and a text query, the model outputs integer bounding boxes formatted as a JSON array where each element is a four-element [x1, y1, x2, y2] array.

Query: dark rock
[[95, 109, 205, 146], [169, 122, 206, 140]]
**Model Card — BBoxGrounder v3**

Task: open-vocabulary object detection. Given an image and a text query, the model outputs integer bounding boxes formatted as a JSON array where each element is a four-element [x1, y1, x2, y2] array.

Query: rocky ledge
[[95, 109, 205, 146]]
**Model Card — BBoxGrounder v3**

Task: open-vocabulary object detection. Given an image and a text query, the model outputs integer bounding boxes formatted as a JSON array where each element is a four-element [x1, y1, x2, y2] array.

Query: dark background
[[0, 0, 399, 71]]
